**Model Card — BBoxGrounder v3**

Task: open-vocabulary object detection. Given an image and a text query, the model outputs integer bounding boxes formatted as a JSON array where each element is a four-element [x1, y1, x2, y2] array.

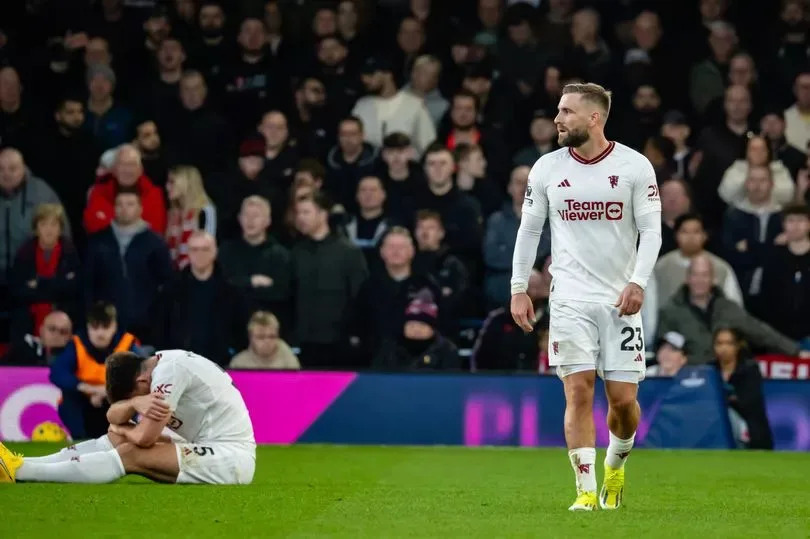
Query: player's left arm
[[616, 160, 662, 316], [122, 359, 190, 447]]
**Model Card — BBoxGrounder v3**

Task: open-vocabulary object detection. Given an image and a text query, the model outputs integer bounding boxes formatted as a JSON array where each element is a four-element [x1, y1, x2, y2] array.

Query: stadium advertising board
[[1, 367, 808, 450]]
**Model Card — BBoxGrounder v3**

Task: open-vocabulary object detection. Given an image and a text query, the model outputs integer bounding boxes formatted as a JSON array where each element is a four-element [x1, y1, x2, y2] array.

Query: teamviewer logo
[[605, 202, 623, 220]]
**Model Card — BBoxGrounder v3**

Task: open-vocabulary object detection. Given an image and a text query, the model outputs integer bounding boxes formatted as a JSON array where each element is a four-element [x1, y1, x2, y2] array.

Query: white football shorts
[[548, 299, 646, 383], [174, 442, 256, 485]]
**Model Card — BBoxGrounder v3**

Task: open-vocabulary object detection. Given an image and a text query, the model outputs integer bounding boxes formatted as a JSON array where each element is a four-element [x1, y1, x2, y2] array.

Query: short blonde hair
[[562, 82, 612, 118], [241, 195, 271, 219], [32, 203, 65, 233], [248, 311, 280, 333]]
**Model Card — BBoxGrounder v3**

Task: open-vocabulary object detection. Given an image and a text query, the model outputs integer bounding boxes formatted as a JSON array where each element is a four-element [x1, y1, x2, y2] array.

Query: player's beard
[[558, 128, 590, 148]]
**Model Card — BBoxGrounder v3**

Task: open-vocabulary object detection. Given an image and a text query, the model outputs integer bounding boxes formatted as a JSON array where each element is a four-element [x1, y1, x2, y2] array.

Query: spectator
[[25, 96, 97, 243], [229, 311, 300, 370], [10, 204, 79, 342], [454, 142, 504, 219], [692, 85, 753, 230], [313, 35, 362, 118], [356, 227, 439, 361], [4, 310, 72, 366], [137, 37, 185, 120], [165, 165, 217, 270], [656, 254, 808, 364], [291, 192, 368, 368], [567, 8, 613, 89], [84, 144, 167, 235], [0, 66, 34, 151], [0, 148, 68, 293], [163, 70, 232, 183], [133, 119, 168, 189], [620, 84, 663, 152], [760, 204, 810, 340], [84, 188, 172, 342], [712, 327, 773, 450], [413, 210, 470, 324], [689, 21, 739, 117], [760, 108, 805, 181], [218, 195, 292, 332], [659, 178, 692, 256], [222, 17, 279, 137], [719, 135, 795, 207], [345, 176, 392, 267], [513, 109, 557, 168], [352, 55, 436, 154], [660, 110, 695, 182], [721, 165, 783, 307], [373, 295, 459, 370], [473, 265, 550, 372], [155, 231, 243, 366], [258, 110, 298, 192], [187, 1, 232, 94], [483, 165, 548, 309], [646, 331, 688, 377], [264, 1, 291, 64], [291, 75, 335, 160], [784, 72, 810, 152], [379, 132, 421, 223], [392, 16, 428, 85], [643, 135, 675, 178], [49, 302, 140, 439], [84, 64, 133, 151], [405, 55, 449, 129], [325, 116, 378, 211], [655, 213, 743, 306], [415, 142, 483, 261], [440, 87, 510, 186]]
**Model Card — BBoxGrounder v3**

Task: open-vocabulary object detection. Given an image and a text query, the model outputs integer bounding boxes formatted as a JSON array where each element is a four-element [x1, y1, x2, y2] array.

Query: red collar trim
[[568, 141, 615, 165]]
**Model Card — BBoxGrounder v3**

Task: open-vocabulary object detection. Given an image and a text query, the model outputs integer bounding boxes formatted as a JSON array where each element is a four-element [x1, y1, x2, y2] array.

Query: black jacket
[[155, 266, 245, 366], [716, 359, 774, 450], [374, 335, 460, 371], [291, 233, 369, 345]]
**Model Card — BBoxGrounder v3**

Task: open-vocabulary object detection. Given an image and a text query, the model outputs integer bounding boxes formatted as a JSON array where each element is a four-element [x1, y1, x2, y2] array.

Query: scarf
[[30, 241, 62, 336]]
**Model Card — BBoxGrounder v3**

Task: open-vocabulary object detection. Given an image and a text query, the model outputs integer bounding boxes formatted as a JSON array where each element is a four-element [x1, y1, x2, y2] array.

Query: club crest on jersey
[[608, 175, 619, 188]]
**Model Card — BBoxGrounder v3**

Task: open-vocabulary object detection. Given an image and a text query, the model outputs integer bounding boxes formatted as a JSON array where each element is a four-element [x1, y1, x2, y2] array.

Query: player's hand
[[89, 392, 105, 408], [615, 283, 644, 316], [510, 293, 535, 333], [133, 394, 171, 422]]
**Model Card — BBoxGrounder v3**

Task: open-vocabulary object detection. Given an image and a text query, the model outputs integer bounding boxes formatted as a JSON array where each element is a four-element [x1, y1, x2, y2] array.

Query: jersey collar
[[568, 141, 615, 165]]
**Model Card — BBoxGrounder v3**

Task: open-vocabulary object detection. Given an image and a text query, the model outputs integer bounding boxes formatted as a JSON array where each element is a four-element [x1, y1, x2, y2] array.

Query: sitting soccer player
[[0, 349, 256, 485], [49, 302, 140, 439]]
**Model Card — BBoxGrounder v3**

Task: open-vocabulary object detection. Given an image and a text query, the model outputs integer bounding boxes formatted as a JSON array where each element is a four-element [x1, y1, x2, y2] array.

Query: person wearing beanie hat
[[373, 296, 460, 371], [84, 63, 133, 150]]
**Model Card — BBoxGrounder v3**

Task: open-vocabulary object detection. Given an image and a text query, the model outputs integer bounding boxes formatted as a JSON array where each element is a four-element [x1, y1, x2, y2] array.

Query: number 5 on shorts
[[620, 327, 644, 351]]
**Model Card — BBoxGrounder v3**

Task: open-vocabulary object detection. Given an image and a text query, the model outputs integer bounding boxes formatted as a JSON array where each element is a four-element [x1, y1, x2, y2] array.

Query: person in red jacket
[[83, 144, 167, 234]]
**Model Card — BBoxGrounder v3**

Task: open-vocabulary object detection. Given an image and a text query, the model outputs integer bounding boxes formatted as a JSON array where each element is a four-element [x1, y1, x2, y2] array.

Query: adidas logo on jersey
[[558, 179, 571, 187], [634, 353, 644, 363]]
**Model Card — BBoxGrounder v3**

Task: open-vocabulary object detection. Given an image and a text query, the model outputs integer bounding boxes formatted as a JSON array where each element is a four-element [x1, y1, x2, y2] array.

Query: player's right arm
[[510, 158, 549, 332], [106, 394, 171, 425]]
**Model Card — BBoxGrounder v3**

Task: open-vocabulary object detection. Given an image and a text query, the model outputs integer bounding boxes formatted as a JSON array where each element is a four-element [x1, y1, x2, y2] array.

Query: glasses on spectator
[[46, 325, 72, 336]]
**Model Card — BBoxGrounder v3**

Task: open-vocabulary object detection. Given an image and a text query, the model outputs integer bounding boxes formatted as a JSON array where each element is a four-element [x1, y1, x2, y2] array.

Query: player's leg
[[548, 300, 601, 511], [597, 306, 646, 509], [560, 368, 598, 510], [116, 442, 179, 483]]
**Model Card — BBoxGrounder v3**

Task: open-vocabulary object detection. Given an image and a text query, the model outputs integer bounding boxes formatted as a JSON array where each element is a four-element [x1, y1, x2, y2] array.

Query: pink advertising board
[[0, 367, 355, 443]]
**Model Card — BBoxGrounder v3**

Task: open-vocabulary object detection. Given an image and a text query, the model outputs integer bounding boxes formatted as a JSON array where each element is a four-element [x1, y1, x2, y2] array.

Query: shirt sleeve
[[510, 160, 549, 295], [632, 157, 662, 218], [149, 354, 189, 413]]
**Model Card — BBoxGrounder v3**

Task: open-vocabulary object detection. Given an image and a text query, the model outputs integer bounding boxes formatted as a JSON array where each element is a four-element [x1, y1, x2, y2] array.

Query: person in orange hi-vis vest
[[49, 302, 140, 439]]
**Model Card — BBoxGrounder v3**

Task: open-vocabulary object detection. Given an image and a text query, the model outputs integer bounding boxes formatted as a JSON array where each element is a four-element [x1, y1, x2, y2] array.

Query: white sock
[[17, 449, 125, 483], [24, 435, 114, 464], [568, 447, 597, 493], [605, 431, 635, 469]]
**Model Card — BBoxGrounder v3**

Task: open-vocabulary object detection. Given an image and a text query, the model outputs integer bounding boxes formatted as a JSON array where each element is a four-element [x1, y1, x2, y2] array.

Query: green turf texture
[[2, 443, 809, 538]]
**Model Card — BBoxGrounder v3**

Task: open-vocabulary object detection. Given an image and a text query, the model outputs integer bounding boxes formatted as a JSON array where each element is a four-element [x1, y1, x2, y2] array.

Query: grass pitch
[[2, 443, 809, 538]]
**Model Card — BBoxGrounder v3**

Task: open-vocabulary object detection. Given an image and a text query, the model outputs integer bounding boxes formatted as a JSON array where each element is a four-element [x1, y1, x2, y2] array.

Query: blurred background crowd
[[0, 0, 808, 406]]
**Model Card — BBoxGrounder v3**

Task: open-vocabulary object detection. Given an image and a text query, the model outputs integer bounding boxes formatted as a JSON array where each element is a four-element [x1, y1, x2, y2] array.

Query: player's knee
[[566, 386, 593, 409], [609, 395, 638, 415]]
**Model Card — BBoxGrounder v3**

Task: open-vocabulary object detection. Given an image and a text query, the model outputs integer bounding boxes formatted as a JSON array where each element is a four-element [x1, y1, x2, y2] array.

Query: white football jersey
[[150, 350, 255, 444], [523, 141, 661, 303]]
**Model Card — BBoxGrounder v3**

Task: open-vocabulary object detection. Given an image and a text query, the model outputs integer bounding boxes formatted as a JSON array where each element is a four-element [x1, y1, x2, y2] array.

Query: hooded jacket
[[83, 173, 167, 235]]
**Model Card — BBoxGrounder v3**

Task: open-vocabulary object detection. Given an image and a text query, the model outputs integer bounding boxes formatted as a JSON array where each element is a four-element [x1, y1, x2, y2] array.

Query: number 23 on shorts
[[620, 326, 644, 351]]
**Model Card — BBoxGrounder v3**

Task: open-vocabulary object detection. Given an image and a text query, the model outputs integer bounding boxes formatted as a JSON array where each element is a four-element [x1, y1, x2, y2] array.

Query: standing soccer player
[[510, 83, 662, 511]]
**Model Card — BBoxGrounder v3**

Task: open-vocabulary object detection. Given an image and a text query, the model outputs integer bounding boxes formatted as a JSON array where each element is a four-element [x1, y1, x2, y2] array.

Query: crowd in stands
[[1, 0, 809, 393]]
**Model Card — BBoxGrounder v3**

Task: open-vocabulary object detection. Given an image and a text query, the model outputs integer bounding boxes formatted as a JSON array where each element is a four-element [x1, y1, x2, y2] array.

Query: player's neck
[[572, 134, 610, 161]]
